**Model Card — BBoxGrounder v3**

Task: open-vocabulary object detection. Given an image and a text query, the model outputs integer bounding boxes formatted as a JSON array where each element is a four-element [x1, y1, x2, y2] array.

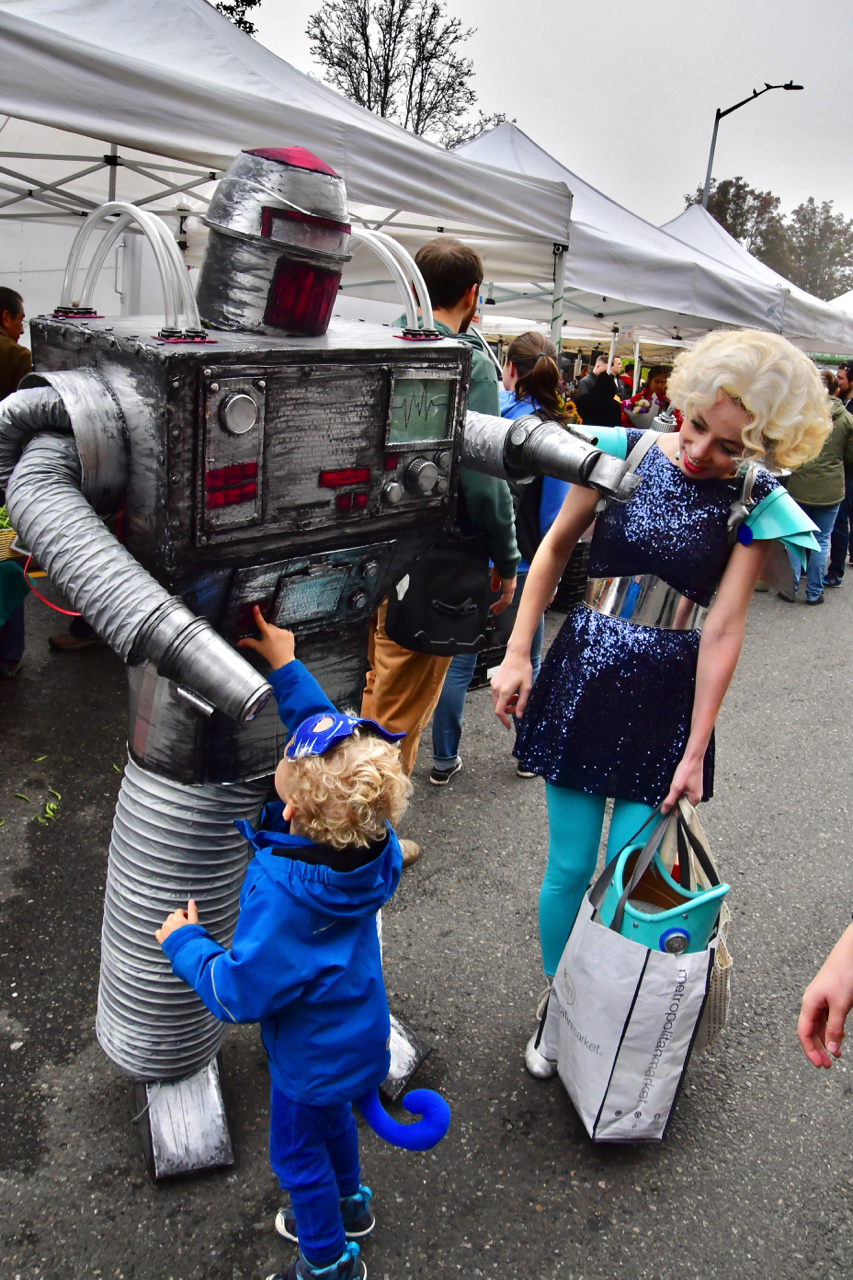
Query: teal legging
[[540, 784, 656, 976]]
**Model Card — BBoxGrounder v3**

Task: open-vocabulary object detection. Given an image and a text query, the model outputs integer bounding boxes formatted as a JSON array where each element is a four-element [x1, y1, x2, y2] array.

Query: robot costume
[[0, 146, 639, 1178]]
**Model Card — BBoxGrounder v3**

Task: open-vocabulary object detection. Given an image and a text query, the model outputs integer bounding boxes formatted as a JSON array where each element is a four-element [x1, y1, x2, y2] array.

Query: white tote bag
[[538, 808, 729, 1142]]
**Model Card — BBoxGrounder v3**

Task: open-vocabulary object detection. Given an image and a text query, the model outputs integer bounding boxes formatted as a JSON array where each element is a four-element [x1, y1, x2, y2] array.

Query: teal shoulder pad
[[584, 426, 627, 460], [744, 487, 819, 571]]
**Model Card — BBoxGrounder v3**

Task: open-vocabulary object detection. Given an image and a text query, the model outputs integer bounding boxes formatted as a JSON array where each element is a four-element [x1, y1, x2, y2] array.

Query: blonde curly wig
[[285, 728, 412, 850], [667, 329, 831, 470]]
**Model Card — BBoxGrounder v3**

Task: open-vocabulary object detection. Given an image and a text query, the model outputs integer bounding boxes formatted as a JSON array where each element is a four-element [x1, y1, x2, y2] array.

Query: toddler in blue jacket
[[156, 608, 412, 1280]]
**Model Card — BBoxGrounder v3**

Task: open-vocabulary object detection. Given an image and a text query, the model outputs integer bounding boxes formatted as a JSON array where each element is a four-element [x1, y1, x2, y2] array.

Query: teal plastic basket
[[597, 843, 730, 954]]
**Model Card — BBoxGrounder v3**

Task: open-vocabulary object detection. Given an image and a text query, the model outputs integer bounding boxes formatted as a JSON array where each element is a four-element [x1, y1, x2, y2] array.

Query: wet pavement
[[2, 583, 852, 1280]]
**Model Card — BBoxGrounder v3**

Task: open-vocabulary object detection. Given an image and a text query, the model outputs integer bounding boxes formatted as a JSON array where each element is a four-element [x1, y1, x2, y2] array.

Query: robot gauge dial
[[219, 392, 260, 435]]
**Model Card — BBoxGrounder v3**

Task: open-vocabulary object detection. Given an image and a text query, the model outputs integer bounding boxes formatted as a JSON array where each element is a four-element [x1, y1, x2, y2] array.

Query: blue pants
[[0, 601, 25, 664], [269, 1087, 361, 1267], [432, 576, 545, 769], [539, 785, 656, 976], [828, 467, 853, 578], [788, 502, 840, 601]]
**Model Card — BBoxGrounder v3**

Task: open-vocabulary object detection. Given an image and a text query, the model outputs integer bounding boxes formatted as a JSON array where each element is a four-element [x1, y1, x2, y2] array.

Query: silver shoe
[[524, 983, 557, 1079], [525, 1030, 558, 1079]]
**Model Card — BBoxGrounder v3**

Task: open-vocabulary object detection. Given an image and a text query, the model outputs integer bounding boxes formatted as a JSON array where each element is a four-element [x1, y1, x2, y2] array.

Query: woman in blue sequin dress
[[490, 330, 831, 1077]]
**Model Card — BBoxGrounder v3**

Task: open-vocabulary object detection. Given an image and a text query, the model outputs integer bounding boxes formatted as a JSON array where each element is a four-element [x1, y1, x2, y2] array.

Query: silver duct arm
[[2, 393, 271, 724], [462, 412, 642, 504]]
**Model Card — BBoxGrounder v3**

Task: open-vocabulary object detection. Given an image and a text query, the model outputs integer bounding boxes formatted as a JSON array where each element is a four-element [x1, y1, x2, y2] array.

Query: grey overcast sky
[[254, 0, 851, 230]]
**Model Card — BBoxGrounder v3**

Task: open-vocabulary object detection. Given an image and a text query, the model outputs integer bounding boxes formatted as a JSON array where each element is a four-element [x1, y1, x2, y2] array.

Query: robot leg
[[96, 758, 267, 1179]]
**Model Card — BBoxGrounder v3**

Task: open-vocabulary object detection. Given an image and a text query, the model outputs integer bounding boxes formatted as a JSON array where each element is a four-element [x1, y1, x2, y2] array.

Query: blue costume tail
[[354, 1088, 451, 1152]]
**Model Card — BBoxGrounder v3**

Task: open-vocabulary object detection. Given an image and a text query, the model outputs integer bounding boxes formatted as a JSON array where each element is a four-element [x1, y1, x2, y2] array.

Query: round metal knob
[[361, 560, 380, 580], [404, 457, 439, 495], [219, 392, 259, 435], [435, 476, 448, 495], [382, 481, 403, 505], [349, 591, 369, 611], [435, 450, 452, 471]]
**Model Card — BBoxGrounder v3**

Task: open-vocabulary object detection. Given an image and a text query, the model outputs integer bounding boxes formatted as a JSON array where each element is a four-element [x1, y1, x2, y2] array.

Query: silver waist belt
[[583, 574, 707, 631]]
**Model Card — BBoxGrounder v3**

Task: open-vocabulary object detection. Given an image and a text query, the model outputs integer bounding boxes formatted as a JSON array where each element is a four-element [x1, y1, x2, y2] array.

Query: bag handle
[[604, 814, 673, 935], [588, 806, 670, 919], [675, 810, 720, 888], [588, 805, 663, 911]]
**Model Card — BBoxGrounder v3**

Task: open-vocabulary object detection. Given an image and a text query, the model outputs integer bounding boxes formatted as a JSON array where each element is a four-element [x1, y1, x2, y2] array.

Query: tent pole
[[550, 246, 566, 347], [607, 328, 617, 369], [633, 339, 641, 393], [107, 143, 117, 202]]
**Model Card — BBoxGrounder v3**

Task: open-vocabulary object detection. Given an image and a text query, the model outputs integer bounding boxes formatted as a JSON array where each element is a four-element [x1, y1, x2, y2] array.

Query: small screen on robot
[[388, 377, 454, 444]]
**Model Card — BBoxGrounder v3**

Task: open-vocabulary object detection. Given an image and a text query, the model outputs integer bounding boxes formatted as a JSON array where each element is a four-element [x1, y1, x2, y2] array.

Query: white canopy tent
[[0, 0, 572, 322], [661, 205, 853, 355], [453, 123, 853, 352]]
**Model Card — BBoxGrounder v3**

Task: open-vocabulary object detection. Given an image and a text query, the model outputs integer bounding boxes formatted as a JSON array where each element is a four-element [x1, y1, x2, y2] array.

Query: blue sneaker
[[267, 1242, 366, 1280], [276, 1187, 374, 1244]]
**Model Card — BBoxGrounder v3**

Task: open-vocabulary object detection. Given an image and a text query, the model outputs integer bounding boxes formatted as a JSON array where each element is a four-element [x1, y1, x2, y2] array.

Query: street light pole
[[701, 80, 803, 210]]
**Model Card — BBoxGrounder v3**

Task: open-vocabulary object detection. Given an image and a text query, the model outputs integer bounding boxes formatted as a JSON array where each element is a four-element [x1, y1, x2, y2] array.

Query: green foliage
[[0, 506, 10, 530], [215, 0, 262, 36], [685, 177, 853, 301]]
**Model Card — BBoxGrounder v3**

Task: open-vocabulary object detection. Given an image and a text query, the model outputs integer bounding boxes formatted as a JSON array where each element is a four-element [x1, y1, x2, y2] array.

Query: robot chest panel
[[194, 360, 459, 548]]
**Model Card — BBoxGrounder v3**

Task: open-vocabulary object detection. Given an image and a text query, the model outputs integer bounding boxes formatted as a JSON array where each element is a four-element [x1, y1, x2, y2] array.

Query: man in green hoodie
[[361, 239, 519, 864]]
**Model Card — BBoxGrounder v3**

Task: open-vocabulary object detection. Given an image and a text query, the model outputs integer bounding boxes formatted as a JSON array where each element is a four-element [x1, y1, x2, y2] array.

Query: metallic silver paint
[[584, 574, 708, 631], [96, 757, 266, 1080]]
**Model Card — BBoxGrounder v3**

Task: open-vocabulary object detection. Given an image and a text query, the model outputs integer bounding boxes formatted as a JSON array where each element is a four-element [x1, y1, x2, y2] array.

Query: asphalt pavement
[[1, 582, 853, 1280]]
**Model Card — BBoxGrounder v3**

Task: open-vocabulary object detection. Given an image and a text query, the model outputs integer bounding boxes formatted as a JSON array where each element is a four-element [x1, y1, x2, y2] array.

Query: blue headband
[[285, 712, 405, 760]]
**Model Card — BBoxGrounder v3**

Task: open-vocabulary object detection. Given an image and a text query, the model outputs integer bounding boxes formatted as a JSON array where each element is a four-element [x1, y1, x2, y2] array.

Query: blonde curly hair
[[285, 728, 412, 850], [667, 329, 831, 470]]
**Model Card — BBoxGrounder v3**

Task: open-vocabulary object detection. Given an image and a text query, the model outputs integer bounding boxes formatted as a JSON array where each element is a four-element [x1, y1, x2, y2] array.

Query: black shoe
[[276, 1186, 374, 1244], [806, 595, 825, 606], [824, 574, 842, 588], [267, 1242, 365, 1280], [429, 760, 462, 786]]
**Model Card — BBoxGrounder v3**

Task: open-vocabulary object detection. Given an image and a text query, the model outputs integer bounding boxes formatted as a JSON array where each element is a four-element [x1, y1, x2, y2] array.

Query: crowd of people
[[5, 237, 853, 1280]]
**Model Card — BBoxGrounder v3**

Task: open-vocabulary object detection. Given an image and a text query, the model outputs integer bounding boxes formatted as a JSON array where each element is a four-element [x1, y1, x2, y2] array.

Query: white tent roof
[[661, 205, 853, 354], [0, 0, 571, 284], [829, 288, 853, 313], [454, 123, 823, 345]]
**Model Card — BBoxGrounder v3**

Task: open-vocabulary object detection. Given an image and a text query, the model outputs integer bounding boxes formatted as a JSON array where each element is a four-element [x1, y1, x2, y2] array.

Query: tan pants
[[361, 599, 452, 777]]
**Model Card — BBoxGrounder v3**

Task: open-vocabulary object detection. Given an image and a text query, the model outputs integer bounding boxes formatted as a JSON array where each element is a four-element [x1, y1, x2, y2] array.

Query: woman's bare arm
[[491, 484, 600, 727], [662, 538, 769, 809]]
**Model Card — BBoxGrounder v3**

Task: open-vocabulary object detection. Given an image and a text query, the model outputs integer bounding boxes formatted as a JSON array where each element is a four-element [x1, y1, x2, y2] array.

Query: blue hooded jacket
[[161, 659, 403, 1106]]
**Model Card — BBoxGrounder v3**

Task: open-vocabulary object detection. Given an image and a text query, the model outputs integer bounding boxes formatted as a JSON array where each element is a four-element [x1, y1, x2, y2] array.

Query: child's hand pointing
[[156, 898, 199, 944], [238, 606, 296, 671]]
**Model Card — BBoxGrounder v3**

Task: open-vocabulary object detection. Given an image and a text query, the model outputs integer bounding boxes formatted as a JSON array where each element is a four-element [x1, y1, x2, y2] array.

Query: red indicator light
[[206, 464, 259, 508], [264, 259, 342, 336], [384, 454, 398, 471], [235, 597, 275, 639], [353, 491, 369, 510], [223, 486, 242, 505], [240, 481, 258, 502], [319, 467, 371, 488], [207, 490, 225, 509], [242, 461, 258, 480], [206, 467, 224, 490], [336, 493, 353, 513]]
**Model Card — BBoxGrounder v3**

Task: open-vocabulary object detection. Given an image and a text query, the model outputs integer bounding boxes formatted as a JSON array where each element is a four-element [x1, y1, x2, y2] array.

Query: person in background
[[619, 360, 635, 396], [621, 364, 678, 427], [361, 238, 519, 863], [573, 353, 622, 426], [784, 371, 853, 605], [0, 287, 31, 678], [826, 363, 853, 585], [836, 363, 853, 411], [430, 332, 577, 785]]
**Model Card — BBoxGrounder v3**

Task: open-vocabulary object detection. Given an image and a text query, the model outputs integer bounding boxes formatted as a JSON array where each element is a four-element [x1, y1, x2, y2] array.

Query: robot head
[[196, 147, 351, 337]]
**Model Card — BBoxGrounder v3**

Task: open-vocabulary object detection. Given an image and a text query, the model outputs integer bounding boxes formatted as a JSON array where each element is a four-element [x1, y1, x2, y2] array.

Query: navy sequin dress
[[514, 430, 779, 806]]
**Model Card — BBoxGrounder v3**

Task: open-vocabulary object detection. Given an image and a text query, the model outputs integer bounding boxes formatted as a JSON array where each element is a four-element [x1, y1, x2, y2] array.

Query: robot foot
[[134, 1056, 234, 1181]]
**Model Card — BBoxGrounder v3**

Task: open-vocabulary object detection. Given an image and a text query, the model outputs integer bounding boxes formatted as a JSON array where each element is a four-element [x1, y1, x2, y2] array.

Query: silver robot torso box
[[30, 314, 472, 783]]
